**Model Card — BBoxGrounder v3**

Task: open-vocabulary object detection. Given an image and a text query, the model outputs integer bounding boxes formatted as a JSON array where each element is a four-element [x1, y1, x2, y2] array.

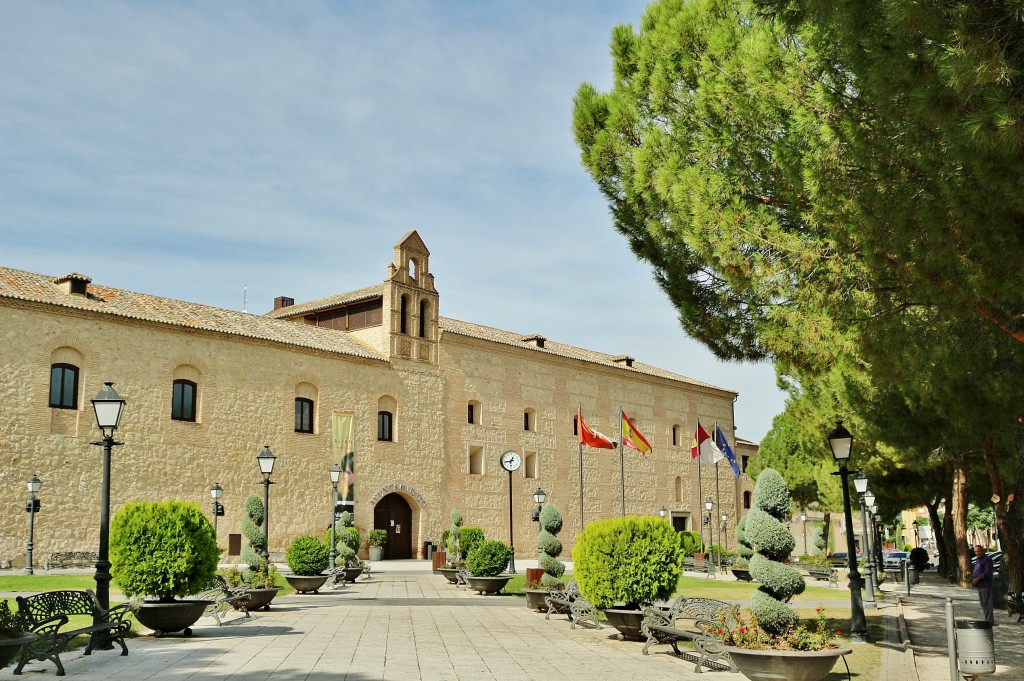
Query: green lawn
[[0, 575, 117, 593]]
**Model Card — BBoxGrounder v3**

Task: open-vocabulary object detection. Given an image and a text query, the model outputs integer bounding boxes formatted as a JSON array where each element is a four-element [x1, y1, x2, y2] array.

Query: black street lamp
[[872, 510, 883, 572], [256, 445, 276, 562], [853, 472, 877, 607], [210, 483, 223, 538], [329, 464, 341, 570], [828, 420, 869, 642], [531, 488, 546, 523], [721, 512, 729, 553], [25, 475, 42, 575], [799, 512, 808, 555], [704, 497, 715, 574], [91, 382, 125, 614]]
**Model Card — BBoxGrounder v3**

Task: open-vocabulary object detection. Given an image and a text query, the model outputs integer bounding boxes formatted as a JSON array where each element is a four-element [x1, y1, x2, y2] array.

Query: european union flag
[[715, 425, 741, 478]]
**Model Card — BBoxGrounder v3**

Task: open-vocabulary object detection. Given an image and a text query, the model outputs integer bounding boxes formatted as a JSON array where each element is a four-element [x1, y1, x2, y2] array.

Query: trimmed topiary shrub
[[572, 515, 683, 609], [466, 539, 512, 577], [538, 503, 566, 587], [679, 530, 703, 556], [460, 526, 485, 559], [110, 499, 220, 601], [746, 468, 805, 635], [339, 511, 353, 527], [735, 515, 754, 559], [909, 547, 929, 570], [446, 509, 464, 563], [369, 529, 388, 548], [286, 535, 330, 576], [811, 525, 825, 556], [241, 493, 266, 570]]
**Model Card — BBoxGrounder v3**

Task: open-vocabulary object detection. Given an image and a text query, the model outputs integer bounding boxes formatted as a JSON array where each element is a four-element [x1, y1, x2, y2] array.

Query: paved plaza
[[2, 562, 1021, 680]]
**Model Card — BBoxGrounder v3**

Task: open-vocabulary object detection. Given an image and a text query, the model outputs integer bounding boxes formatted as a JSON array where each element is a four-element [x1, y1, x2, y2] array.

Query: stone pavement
[[886, 573, 1023, 681]]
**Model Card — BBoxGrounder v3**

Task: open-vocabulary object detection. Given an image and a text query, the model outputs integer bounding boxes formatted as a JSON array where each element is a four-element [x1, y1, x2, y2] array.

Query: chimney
[[53, 273, 91, 297], [274, 296, 294, 310], [613, 355, 635, 368], [521, 334, 546, 348]]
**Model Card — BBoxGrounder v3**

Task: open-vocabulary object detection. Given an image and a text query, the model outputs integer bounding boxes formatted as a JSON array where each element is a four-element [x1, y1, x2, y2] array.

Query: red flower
[[837, 631, 842, 635], [738, 627, 746, 634]]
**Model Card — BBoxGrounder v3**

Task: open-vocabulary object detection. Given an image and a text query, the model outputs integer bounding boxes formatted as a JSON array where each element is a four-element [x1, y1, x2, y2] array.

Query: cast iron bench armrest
[[196, 576, 250, 626], [544, 579, 580, 620]]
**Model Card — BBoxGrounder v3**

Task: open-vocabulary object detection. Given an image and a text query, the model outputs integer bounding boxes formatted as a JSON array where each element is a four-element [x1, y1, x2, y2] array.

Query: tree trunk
[[942, 477, 957, 583], [952, 455, 970, 586], [1002, 417, 1024, 607], [927, 499, 945, 576]]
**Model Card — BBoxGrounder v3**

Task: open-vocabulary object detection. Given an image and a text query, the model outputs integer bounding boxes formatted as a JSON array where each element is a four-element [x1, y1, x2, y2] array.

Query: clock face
[[500, 450, 522, 471]]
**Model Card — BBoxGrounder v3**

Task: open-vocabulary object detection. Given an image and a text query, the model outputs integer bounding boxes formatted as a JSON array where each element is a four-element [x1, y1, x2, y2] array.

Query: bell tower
[[385, 231, 438, 363]]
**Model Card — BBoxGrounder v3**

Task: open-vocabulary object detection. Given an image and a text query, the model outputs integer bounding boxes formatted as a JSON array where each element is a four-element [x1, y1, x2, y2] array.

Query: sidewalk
[[886, 574, 1023, 681]]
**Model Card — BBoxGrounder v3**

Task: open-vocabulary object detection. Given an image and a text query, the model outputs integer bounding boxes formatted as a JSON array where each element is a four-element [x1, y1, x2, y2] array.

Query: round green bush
[[909, 547, 929, 569], [286, 535, 330, 576], [460, 527, 485, 559], [466, 539, 512, 577], [110, 499, 219, 601], [571, 516, 682, 608], [538, 504, 566, 587], [679, 530, 702, 556], [745, 468, 805, 634], [369, 529, 388, 548]]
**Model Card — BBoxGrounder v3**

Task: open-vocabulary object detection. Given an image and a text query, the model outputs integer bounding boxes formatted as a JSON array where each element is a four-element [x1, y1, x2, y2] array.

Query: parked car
[[971, 550, 1002, 573], [883, 551, 909, 570], [829, 552, 849, 567]]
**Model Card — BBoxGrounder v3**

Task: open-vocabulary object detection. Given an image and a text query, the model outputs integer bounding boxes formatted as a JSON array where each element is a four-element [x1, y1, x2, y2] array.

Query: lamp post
[[800, 512, 808, 555], [256, 445, 276, 562], [659, 506, 668, 520], [853, 471, 877, 607], [210, 483, 223, 538], [721, 512, 729, 553], [329, 464, 341, 570], [532, 488, 547, 523], [828, 420, 869, 642], [704, 497, 715, 574], [90, 382, 125, 613], [873, 510, 883, 573], [25, 475, 42, 575]]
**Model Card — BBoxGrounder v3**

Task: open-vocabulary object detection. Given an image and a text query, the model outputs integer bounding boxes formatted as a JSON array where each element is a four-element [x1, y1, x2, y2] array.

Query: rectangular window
[[741, 455, 749, 473], [377, 411, 393, 441], [524, 411, 530, 431], [573, 416, 578, 436], [295, 398, 314, 433], [672, 425, 679, 447], [468, 404, 474, 424], [172, 380, 197, 421], [49, 364, 79, 409], [469, 445, 483, 475], [524, 451, 538, 479]]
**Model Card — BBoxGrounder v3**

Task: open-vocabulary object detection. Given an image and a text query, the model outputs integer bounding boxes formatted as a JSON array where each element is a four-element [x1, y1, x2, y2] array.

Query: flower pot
[[369, 547, 383, 561], [525, 567, 545, 586], [524, 588, 549, 612], [0, 634, 36, 668], [603, 607, 647, 640], [437, 568, 460, 584], [241, 587, 282, 611], [285, 574, 329, 594], [731, 568, 754, 582], [723, 645, 852, 681], [466, 575, 511, 595], [342, 566, 365, 583], [135, 600, 212, 637], [432, 550, 447, 573]]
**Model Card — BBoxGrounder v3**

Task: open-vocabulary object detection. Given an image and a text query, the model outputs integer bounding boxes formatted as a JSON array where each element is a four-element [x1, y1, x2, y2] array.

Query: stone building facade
[[0, 232, 755, 566]]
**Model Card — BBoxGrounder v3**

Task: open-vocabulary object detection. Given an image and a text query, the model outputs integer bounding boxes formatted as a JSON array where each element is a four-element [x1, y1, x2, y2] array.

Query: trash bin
[[907, 563, 920, 585], [424, 541, 434, 560], [956, 620, 995, 676]]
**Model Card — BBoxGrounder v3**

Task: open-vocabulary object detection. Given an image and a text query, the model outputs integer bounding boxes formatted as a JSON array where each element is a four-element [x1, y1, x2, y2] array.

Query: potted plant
[[110, 499, 220, 636], [715, 468, 851, 681], [525, 503, 566, 611], [0, 601, 32, 668], [571, 515, 682, 640], [231, 493, 283, 609], [465, 539, 513, 594], [368, 529, 388, 562], [437, 509, 465, 584], [284, 535, 330, 593]]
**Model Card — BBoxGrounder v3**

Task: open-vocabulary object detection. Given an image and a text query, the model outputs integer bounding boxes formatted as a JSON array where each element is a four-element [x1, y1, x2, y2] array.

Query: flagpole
[[578, 402, 585, 534], [696, 420, 704, 553], [619, 406, 625, 517]]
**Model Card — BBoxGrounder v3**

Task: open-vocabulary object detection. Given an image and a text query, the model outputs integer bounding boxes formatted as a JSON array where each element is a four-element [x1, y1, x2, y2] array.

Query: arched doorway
[[374, 493, 413, 559]]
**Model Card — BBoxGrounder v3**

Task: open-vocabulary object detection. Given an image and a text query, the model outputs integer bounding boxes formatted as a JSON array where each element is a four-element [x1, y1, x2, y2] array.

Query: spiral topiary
[[537, 504, 565, 587], [735, 515, 754, 559], [571, 515, 682, 609], [241, 493, 266, 570], [746, 468, 805, 634], [446, 509, 464, 562], [812, 526, 825, 556]]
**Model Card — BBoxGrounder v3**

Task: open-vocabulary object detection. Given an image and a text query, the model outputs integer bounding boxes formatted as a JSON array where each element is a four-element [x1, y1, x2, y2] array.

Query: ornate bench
[[14, 589, 135, 676], [544, 578, 579, 620], [196, 576, 250, 626], [455, 567, 471, 587], [806, 565, 839, 588], [640, 596, 736, 672], [44, 552, 98, 573], [684, 557, 717, 577], [1008, 591, 1024, 623]]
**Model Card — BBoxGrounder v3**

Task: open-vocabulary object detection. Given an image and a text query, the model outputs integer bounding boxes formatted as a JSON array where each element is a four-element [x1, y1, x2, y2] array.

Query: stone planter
[[0, 633, 37, 668], [342, 566, 365, 583], [724, 645, 852, 681], [732, 568, 754, 582], [466, 575, 511, 595], [135, 600, 212, 637], [602, 607, 646, 640], [524, 588, 549, 612], [369, 546, 383, 561], [240, 587, 282, 611], [285, 574, 329, 594], [437, 567, 460, 584]]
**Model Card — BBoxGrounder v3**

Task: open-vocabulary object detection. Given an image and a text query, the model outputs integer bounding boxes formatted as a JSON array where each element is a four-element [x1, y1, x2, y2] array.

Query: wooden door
[[374, 493, 413, 559]]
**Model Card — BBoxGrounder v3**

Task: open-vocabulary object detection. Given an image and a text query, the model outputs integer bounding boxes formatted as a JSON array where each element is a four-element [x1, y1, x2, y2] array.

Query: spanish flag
[[620, 409, 652, 457]]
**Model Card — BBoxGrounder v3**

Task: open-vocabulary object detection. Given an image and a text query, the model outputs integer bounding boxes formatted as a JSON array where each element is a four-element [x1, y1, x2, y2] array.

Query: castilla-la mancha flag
[[620, 409, 652, 457], [691, 420, 724, 466], [578, 405, 615, 449]]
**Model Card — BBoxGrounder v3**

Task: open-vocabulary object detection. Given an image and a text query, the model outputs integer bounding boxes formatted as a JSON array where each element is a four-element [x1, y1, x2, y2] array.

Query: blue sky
[[1, 1, 786, 442]]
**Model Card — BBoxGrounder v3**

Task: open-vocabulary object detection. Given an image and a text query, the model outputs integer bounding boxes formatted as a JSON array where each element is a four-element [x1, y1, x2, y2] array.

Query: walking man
[[971, 544, 995, 623]]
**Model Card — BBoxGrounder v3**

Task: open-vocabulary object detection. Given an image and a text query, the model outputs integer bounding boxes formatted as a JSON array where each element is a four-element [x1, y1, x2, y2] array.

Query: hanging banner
[[332, 410, 355, 510]]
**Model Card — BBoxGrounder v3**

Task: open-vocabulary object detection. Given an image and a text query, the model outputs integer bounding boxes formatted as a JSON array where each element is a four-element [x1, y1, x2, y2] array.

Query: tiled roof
[[0, 267, 386, 361], [263, 285, 382, 319], [438, 317, 733, 393]]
